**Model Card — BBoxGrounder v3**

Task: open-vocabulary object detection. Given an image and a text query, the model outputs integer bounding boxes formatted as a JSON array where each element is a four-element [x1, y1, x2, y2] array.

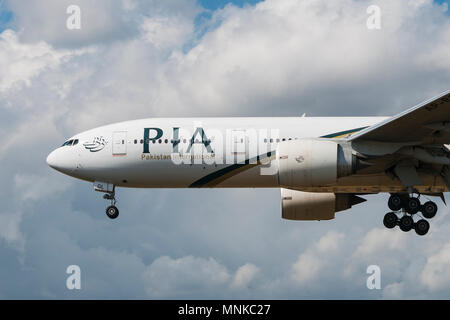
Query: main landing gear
[[383, 194, 437, 236]]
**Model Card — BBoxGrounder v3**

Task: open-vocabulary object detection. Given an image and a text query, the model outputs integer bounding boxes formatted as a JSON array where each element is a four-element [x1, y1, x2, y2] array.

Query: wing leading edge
[[348, 90, 450, 144]]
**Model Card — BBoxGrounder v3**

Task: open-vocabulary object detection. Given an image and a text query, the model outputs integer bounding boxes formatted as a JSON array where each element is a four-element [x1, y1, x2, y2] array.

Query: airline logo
[[83, 136, 108, 152], [142, 127, 213, 155]]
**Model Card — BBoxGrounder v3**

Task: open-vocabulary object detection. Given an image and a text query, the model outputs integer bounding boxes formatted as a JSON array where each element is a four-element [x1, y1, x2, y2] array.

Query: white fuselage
[[46, 117, 447, 194]]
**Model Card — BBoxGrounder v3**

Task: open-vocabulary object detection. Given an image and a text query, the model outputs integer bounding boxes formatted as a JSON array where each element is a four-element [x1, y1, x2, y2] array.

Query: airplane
[[46, 90, 450, 236]]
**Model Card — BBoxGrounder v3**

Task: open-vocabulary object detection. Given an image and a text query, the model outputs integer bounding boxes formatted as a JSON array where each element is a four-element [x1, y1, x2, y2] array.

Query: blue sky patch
[[198, 0, 262, 11], [0, 6, 13, 33]]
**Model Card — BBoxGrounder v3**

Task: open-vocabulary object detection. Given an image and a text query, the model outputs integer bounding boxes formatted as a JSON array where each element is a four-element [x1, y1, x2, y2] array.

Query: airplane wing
[[348, 90, 450, 144]]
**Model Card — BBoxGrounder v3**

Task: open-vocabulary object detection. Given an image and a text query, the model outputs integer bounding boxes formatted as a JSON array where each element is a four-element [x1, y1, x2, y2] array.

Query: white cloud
[[0, 30, 75, 93], [0, 211, 25, 250], [5, 0, 200, 48], [14, 173, 71, 201], [420, 244, 450, 292], [382, 282, 404, 299], [291, 231, 345, 285], [353, 228, 407, 258], [143, 255, 231, 298], [231, 263, 260, 289], [140, 16, 195, 49]]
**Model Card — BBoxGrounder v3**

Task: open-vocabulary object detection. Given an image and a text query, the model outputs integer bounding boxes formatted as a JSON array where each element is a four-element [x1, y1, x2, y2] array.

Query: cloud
[[0, 211, 25, 250], [420, 244, 450, 292], [382, 282, 404, 299], [143, 255, 231, 298], [231, 263, 260, 289], [143, 255, 264, 298], [14, 173, 71, 201], [291, 231, 345, 285], [0, 30, 76, 93], [353, 228, 407, 258], [4, 0, 201, 48]]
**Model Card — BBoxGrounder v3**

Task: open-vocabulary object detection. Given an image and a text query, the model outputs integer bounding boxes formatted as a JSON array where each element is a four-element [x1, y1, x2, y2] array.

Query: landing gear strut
[[383, 194, 437, 236], [93, 181, 119, 219], [104, 190, 119, 219]]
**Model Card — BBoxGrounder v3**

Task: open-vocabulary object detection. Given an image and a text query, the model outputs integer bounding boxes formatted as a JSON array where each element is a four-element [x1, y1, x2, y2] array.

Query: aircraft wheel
[[106, 205, 119, 219], [399, 215, 414, 232], [421, 201, 437, 219], [383, 212, 398, 229], [405, 197, 421, 215], [388, 194, 403, 211], [414, 219, 430, 236]]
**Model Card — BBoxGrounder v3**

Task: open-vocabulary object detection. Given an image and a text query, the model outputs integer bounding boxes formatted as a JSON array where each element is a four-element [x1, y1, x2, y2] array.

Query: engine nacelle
[[281, 188, 366, 220], [277, 139, 356, 188]]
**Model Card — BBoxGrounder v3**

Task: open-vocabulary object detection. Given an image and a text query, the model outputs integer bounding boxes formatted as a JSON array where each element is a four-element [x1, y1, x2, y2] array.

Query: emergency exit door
[[112, 131, 127, 155]]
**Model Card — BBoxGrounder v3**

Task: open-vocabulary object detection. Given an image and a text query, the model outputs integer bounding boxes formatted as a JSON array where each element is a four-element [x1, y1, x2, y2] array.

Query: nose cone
[[46, 148, 77, 174], [46, 150, 58, 169]]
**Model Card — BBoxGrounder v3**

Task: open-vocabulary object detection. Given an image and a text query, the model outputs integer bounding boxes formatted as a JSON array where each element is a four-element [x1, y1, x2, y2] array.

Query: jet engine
[[277, 139, 359, 188], [281, 188, 366, 220]]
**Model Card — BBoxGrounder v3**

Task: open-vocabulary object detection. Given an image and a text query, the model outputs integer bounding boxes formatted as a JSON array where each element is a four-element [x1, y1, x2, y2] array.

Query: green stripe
[[189, 152, 274, 188], [320, 126, 368, 138]]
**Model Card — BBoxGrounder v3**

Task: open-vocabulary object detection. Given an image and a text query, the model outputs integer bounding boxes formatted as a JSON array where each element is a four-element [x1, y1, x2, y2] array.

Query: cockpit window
[[62, 140, 73, 146], [61, 139, 78, 147]]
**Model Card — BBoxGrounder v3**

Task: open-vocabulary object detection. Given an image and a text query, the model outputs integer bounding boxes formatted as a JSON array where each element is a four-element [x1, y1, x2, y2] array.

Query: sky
[[0, 0, 450, 299]]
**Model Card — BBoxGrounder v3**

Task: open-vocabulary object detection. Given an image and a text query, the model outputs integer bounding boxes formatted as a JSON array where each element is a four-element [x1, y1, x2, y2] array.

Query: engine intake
[[277, 139, 357, 188]]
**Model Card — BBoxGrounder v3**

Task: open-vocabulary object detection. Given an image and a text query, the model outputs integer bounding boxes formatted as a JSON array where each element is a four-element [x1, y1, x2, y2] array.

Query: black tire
[[399, 215, 414, 232], [414, 219, 430, 236], [383, 212, 398, 229], [106, 205, 119, 219], [388, 194, 403, 211], [421, 201, 437, 219], [405, 197, 421, 215]]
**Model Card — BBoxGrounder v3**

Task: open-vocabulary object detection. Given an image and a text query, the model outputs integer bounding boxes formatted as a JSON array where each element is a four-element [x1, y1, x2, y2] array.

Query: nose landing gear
[[93, 181, 119, 219], [104, 191, 119, 219], [383, 194, 437, 236]]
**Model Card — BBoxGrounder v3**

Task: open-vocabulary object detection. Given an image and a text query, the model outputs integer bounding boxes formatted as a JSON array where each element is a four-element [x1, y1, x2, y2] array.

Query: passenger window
[[164, 139, 168, 144], [134, 139, 137, 144]]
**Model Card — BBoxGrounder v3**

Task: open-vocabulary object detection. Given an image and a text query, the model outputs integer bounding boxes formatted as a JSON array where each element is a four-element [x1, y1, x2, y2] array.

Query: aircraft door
[[112, 131, 127, 155], [232, 129, 247, 164]]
